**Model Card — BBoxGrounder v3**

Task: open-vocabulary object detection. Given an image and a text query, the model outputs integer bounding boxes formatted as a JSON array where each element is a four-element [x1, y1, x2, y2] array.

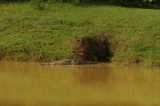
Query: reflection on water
[[0, 61, 160, 105], [74, 67, 110, 86]]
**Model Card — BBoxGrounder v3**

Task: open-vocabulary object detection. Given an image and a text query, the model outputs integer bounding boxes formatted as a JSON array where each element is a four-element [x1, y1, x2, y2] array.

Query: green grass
[[0, 3, 160, 65]]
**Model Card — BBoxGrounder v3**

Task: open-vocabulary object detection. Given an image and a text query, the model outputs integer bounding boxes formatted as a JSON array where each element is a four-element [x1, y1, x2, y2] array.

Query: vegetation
[[0, 2, 160, 65], [1, 0, 160, 8]]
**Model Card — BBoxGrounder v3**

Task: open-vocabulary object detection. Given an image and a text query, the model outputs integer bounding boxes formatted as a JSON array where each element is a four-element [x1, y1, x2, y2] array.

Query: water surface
[[0, 61, 160, 106]]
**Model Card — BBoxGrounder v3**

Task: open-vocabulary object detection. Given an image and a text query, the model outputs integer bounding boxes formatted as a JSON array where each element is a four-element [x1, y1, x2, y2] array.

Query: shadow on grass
[[1, 0, 159, 10], [0, 1, 28, 5], [76, 1, 160, 9], [76, 1, 116, 7]]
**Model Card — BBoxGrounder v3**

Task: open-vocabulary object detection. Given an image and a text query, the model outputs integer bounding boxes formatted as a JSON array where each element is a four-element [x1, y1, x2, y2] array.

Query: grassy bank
[[0, 3, 160, 65]]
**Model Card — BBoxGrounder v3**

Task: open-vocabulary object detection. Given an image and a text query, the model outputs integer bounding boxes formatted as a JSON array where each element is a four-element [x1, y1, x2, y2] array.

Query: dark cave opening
[[74, 35, 112, 62]]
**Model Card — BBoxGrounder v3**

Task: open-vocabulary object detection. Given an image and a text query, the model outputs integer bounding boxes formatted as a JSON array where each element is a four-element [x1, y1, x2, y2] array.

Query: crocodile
[[41, 59, 97, 65]]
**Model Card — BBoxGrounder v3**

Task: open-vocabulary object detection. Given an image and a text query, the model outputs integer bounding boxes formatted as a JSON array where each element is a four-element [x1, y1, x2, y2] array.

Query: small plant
[[47, 0, 63, 3], [31, 0, 45, 10], [72, 0, 80, 5], [47, 0, 83, 5]]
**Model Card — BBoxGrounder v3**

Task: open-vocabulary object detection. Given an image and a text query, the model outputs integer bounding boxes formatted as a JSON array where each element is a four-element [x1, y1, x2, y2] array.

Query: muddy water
[[0, 61, 160, 106]]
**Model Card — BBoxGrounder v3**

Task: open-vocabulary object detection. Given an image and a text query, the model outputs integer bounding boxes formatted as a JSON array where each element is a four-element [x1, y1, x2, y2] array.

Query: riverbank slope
[[0, 3, 160, 65]]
